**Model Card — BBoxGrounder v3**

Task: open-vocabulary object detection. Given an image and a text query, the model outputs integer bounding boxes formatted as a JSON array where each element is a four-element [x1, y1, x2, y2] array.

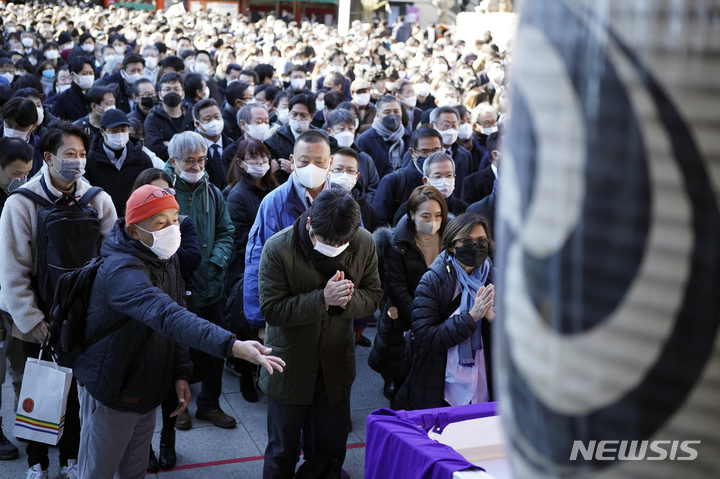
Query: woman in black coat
[[369, 185, 448, 404], [224, 139, 278, 402], [395, 212, 496, 411]]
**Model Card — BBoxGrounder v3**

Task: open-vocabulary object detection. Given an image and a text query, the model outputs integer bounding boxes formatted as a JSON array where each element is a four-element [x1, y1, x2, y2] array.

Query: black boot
[[147, 446, 159, 473], [159, 429, 177, 470], [0, 417, 19, 460], [239, 360, 258, 403]]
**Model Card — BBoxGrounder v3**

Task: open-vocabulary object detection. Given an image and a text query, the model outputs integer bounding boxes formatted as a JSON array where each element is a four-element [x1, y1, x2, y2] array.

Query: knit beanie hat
[[125, 185, 179, 225]]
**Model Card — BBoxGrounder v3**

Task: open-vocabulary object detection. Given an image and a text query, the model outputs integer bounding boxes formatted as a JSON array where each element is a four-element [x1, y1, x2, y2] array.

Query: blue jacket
[[355, 126, 411, 180], [74, 220, 236, 414], [50, 82, 89, 122], [243, 177, 307, 328], [373, 163, 424, 227]]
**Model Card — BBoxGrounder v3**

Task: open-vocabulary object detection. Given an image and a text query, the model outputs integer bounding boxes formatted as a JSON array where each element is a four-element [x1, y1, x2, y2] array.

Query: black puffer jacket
[[368, 215, 437, 380], [395, 251, 494, 410], [144, 104, 192, 160]]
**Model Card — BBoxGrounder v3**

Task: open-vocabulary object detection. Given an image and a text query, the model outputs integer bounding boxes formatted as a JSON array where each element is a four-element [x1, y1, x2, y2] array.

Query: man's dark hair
[[487, 130, 501, 154], [273, 90, 292, 108], [225, 81, 251, 107], [131, 78, 153, 96], [11, 87, 42, 101], [38, 121, 90, 155], [375, 94, 400, 112], [336, 101, 359, 118], [309, 187, 361, 246], [68, 56, 92, 75], [162, 55, 184, 72], [295, 129, 329, 153], [255, 83, 280, 103], [85, 85, 114, 110], [289, 93, 316, 116], [326, 109, 355, 130], [409, 127, 443, 150], [225, 63, 242, 75], [324, 90, 346, 112], [289, 64, 308, 75], [2, 98, 38, 128], [195, 50, 214, 66], [154, 42, 168, 55], [122, 52, 145, 69], [0, 137, 34, 168], [157, 72, 184, 91], [11, 74, 42, 94], [0, 86, 12, 112], [183, 72, 204, 99], [192, 98, 220, 120], [78, 32, 94, 45], [131, 167, 174, 192], [253, 64, 274, 83], [239, 69, 259, 85], [334, 147, 359, 163], [179, 49, 196, 61]]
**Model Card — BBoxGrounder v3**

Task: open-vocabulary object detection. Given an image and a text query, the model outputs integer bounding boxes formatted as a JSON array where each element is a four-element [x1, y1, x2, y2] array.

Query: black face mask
[[455, 243, 489, 268], [162, 92, 182, 108], [140, 96, 157, 108], [382, 114, 400, 131]]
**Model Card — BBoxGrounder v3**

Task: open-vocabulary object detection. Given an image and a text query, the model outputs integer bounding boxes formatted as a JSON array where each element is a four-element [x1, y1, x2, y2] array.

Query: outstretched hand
[[232, 340, 285, 375], [171, 379, 191, 417]]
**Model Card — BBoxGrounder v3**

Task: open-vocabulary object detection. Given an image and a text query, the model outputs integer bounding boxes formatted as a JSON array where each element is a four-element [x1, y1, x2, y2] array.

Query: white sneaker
[[58, 459, 78, 479], [25, 464, 48, 479]]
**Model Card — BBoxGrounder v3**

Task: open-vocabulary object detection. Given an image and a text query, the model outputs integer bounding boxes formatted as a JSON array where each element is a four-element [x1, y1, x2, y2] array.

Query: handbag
[[14, 350, 73, 445]]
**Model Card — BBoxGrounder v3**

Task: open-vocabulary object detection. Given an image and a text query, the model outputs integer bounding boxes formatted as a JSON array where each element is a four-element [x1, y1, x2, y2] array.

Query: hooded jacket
[[74, 220, 236, 413]]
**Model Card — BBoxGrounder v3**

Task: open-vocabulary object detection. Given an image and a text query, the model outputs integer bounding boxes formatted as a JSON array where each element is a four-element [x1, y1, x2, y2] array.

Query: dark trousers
[[21, 341, 80, 469], [194, 300, 224, 411], [263, 372, 350, 479]]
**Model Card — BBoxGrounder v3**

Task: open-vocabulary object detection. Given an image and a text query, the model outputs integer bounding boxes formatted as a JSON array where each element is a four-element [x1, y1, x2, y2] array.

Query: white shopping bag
[[14, 353, 72, 445]]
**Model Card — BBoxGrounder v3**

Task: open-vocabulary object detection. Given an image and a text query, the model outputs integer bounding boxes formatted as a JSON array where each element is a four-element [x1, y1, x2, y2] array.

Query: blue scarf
[[450, 256, 491, 366]]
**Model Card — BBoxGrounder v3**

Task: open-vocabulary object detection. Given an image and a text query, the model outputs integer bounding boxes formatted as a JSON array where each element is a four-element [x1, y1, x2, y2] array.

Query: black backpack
[[12, 177, 104, 314], [44, 256, 130, 368]]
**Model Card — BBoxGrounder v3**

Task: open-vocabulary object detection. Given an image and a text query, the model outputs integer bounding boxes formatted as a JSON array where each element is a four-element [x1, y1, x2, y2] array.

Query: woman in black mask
[[394, 212, 495, 410]]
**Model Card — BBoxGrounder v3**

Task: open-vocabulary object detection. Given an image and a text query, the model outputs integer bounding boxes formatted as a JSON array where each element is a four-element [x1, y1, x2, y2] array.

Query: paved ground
[[1, 327, 387, 478]]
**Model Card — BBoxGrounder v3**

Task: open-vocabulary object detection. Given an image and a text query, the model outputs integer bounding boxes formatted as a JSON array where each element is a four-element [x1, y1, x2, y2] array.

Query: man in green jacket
[[163, 131, 237, 430], [258, 188, 382, 478]]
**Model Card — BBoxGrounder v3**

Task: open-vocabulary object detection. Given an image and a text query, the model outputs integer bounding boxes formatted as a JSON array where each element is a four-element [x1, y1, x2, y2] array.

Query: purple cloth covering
[[365, 402, 497, 479]]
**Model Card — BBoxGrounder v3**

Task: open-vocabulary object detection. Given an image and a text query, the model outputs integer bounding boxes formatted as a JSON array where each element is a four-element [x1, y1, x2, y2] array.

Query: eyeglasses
[[179, 157, 207, 166], [331, 167, 358, 175], [140, 187, 176, 205], [414, 147, 443, 156], [478, 120, 498, 128], [457, 238, 488, 249], [160, 87, 183, 93]]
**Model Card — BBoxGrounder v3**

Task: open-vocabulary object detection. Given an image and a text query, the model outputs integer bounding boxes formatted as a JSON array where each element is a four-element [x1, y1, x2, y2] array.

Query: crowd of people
[[0, 3, 509, 478]]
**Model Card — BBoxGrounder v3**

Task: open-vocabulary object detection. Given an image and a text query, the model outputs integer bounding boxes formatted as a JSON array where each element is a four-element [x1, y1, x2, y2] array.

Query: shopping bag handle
[[39, 336, 61, 370]]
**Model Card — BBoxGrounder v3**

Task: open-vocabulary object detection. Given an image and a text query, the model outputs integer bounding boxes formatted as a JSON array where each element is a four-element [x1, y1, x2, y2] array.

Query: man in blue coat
[[244, 130, 334, 340], [74, 185, 284, 479]]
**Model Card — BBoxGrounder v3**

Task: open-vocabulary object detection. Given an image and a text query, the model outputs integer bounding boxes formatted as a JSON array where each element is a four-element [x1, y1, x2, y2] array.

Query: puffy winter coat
[[395, 251, 494, 410], [74, 220, 236, 413]]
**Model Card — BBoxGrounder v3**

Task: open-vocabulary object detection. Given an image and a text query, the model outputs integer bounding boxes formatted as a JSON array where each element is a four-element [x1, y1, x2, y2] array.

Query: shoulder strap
[[11, 188, 53, 207], [77, 187, 104, 206], [207, 182, 221, 219]]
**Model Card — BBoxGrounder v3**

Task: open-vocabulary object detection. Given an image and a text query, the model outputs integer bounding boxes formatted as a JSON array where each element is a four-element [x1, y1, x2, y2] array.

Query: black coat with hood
[[144, 103, 193, 160]]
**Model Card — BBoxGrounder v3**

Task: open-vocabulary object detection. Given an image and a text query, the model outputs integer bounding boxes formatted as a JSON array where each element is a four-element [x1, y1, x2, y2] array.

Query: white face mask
[[22, 38, 34, 48], [243, 161, 270, 179], [491, 69, 505, 85], [276, 108, 289, 122], [4, 126, 30, 140], [81, 44, 95, 53], [315, 100, 325, 112], [313, 233, 349, 258], [194, 62, 211, 75], [414, 82, 431, 97], [290, 78, 306, 90], [333, 131, 354, 148], [178, 168, 205, 184], [123, 70, 143, 85], [481, 125, 498, 135], [51, 154, 86, 183], [329, 172, 357, 192], [289, 119, 311, 134], [438, 128, 458, 145], [427, 176, 455, 198], [105, 131, 129, 150], [437, 97, 459, 108], [45, 50, 60, 60], [294, 160, 328, 189], [144, 57, 158, 70], [57, 83, 71, 93], [354, 93, 370, 106], [0, 72, 14, 84], [458, 123, 473, 140], [113, 45, 125, 55], [414, 218, 441, 237], [202, 85, 210, 99], [247, 123, 270, 141], [136, 224, 182, 260], [401, 95, 417, 108], [75, 73, 94, 90], [198, 118, 224, 137]]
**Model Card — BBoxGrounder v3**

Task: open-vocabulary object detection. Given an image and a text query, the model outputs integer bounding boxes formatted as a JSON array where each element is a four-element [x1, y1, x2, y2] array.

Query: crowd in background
[[0, 3, 510, 478]]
